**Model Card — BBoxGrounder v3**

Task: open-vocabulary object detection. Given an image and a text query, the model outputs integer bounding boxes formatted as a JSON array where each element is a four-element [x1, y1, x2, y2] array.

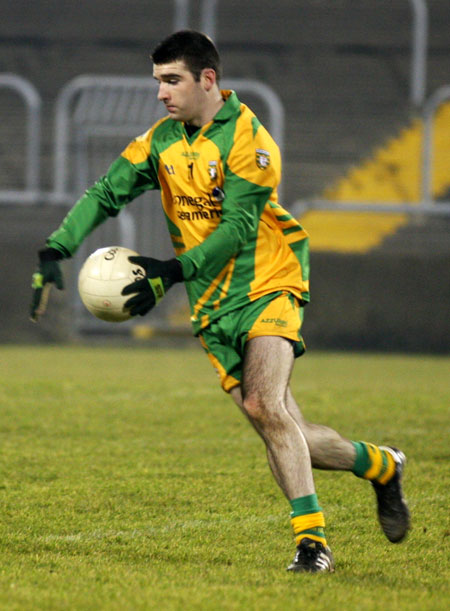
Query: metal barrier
[[292, 199, 450, 218], [294, 83, 450, 216], [0, 74, 41, 203], [409, 0, 428, 107], [53, 76, 160, 199]]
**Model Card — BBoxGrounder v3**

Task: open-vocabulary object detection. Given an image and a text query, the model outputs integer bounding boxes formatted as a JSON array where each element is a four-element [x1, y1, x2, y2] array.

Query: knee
[[242, 391, 283, 429], [242, 392, 264, 421]]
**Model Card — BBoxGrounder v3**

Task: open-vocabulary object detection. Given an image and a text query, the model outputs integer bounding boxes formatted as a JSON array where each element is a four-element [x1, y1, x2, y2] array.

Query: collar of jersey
[[180, 90, 240, 143], [213, 90, 240, 122]]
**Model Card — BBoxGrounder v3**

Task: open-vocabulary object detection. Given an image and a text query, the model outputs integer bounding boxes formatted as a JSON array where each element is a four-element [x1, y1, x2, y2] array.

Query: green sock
[[352, 441, 371, 477], [290, 493, 321, 518], [290, 493, 326, 546], [351, 441, 396, 483]]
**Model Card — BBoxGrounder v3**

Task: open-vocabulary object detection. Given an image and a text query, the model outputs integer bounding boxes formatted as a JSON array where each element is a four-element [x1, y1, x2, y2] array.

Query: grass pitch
[[0, 345, 448, 610]]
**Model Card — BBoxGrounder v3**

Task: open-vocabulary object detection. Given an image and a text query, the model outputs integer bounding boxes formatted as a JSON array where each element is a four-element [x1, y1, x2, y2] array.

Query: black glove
[[121, 256, 183, 316], [30, 248, 64, 322]]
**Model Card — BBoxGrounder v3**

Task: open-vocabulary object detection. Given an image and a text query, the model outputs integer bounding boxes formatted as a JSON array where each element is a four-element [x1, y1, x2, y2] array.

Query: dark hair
[[151, 30, 221, 82]]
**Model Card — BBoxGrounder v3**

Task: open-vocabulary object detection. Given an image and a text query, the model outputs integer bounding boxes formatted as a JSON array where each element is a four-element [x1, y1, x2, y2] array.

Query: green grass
[[0, 345, 448, 610]]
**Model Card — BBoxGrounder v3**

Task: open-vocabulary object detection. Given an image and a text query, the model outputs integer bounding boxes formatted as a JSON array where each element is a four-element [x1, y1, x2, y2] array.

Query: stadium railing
[[0, 74, 41, 203], [409, 0, 428, 107], [293, 82, 450, 219]]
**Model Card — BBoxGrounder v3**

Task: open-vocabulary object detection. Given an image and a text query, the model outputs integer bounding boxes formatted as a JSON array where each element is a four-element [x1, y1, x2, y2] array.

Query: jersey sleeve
[[47, 130, 159, 257], [177, 118, 280, 280]]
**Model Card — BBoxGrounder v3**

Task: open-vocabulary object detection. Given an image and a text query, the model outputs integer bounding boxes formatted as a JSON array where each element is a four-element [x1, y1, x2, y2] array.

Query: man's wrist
[[39, 248, 65, 262], [168, 258, 184, 283]]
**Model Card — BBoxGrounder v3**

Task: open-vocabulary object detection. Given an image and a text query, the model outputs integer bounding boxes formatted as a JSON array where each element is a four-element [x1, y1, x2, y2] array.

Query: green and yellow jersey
[[47, 90, 310, 334]]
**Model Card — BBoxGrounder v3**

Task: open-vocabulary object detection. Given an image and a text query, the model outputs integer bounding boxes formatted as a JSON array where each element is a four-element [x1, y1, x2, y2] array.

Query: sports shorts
[[198, 291, 306, 392]]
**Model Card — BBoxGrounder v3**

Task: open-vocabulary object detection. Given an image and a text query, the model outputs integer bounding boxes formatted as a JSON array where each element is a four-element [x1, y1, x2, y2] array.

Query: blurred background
[[0, 0, 449, 352]]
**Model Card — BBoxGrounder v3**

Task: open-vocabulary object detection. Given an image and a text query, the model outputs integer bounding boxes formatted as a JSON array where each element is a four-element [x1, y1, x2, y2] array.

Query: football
[[78, 246, 145, 322]]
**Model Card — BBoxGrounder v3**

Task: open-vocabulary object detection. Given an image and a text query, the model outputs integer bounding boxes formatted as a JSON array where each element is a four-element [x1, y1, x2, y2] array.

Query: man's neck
[[193, 91, 224, 127]]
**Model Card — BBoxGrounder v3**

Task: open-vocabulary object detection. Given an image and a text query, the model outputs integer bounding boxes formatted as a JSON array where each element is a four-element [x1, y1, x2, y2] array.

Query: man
[[30, 30, 410, 572]]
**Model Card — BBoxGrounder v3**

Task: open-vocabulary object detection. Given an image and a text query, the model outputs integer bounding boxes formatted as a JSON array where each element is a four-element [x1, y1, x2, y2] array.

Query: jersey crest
[[255, 148, 271, 170], [208, 160, 218, 181]]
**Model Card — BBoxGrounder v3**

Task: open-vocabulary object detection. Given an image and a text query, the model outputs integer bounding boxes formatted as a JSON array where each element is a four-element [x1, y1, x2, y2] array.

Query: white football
[[78, 246, 145, 322]]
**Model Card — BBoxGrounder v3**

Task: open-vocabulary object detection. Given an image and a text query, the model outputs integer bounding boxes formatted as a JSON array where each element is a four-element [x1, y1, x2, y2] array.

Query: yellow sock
[[291, 511, 327, 547]]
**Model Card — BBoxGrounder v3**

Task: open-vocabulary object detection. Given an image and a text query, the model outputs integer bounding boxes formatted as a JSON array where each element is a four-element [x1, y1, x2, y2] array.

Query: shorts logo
[[255, 148, 271, 170], [260, 317, 287, 327]]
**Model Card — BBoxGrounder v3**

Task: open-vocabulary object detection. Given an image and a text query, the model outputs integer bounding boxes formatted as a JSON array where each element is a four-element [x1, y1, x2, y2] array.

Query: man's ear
[[201, 68, 217, 91]]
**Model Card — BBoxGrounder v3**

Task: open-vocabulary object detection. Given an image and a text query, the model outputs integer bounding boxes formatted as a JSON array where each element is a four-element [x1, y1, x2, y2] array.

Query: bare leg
[[285, 389, 356, 470], [230, 385, 289, 493], [230, 364, 356, 473], [236, 336, 315, 500]]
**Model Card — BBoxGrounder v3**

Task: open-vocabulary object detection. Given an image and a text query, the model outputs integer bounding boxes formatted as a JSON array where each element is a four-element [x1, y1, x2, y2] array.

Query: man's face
[[153, 60, 206, 126]]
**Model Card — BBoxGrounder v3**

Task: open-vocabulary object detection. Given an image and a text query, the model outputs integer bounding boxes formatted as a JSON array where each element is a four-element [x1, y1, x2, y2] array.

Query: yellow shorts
[[199, 291, 305, 392]]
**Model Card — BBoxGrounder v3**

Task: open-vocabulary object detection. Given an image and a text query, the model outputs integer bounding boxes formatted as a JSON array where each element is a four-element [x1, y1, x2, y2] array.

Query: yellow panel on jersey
[[121, 127, 152, 165], [227, 111, 282, 190], [156, 134, 225, 252]]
